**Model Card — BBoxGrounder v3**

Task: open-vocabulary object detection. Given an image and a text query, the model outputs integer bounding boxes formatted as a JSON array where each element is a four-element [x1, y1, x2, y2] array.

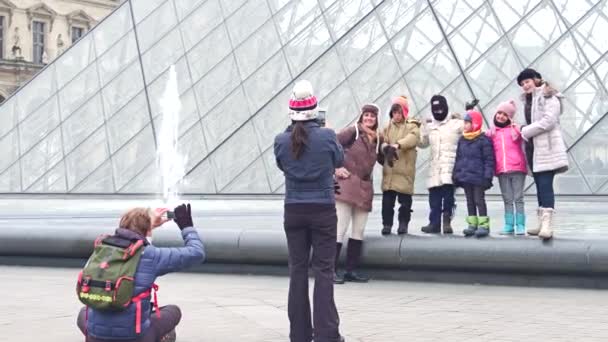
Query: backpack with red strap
[[76, 234, 160, 335]]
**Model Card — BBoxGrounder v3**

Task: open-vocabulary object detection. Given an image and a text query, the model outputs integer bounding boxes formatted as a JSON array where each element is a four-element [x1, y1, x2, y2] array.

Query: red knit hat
[[464, 110, 483, 132]]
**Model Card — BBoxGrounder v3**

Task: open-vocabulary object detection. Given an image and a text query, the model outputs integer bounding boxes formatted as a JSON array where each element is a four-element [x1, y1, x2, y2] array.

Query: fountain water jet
[[156, 65, 187, 205]]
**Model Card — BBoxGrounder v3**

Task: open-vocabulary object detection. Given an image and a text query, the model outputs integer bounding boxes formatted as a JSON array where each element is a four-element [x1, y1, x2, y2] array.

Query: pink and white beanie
[[288, 80, 318, 121]]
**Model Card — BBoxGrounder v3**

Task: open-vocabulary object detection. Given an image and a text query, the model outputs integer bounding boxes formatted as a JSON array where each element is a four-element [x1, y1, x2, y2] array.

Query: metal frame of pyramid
[[0, 0, 606, 195]]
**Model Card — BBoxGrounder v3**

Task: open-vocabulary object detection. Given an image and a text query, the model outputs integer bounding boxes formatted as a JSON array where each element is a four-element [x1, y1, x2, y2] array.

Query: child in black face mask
[[418, 95, 464, 234]]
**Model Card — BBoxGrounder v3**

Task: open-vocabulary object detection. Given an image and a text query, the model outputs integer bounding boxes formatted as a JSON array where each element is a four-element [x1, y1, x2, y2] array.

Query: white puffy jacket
[[521, 84, 569, 174], [418, 113, 464, 189]]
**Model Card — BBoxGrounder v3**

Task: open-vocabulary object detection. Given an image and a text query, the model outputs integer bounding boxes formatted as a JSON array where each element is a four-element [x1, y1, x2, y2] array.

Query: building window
[[71, 26, 84, 44], [0, 16, 4, 60], [32, 20, 45, 64]]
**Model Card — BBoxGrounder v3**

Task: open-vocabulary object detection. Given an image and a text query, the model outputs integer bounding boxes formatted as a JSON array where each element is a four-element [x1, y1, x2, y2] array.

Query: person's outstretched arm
[[151, 204, 205, 277]]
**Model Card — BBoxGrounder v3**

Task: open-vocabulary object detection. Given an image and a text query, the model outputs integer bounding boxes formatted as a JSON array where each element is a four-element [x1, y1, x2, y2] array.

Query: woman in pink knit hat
[[486, 100, 527, 235]]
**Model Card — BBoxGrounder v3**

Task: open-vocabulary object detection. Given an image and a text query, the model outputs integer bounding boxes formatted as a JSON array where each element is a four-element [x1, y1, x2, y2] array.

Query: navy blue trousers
[[533, 171, 555, 208], [428, 185, 455, 226]]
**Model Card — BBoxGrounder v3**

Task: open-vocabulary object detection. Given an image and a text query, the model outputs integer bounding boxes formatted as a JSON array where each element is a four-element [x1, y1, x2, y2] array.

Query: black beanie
[[430, 95, 448, 121], [516, 68, 542, 86]]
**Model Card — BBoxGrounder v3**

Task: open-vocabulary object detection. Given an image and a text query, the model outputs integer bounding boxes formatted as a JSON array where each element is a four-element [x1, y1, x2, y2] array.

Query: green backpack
[[76, 234, 145, 311]]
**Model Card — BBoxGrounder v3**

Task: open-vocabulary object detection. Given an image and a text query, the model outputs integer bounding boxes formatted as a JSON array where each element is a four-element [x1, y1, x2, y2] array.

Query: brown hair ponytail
[[291, 121, 308, 159]]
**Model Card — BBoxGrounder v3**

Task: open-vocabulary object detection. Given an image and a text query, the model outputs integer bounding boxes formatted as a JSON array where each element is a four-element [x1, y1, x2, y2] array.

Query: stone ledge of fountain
[[2, 226, 608, 279]]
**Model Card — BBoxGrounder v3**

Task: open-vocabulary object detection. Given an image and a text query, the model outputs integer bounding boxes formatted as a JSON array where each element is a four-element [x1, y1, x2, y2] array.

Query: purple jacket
[[85, 227, 205, 340]]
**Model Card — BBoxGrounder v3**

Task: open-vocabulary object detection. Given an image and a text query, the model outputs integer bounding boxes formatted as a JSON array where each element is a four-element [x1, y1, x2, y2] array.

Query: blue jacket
[[452, 134, 495, 188], [274, 121, 344, 204], [86, 227, 205, 340]]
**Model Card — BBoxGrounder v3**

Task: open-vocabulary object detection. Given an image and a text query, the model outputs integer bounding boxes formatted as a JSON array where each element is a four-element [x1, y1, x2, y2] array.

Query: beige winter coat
[[381, 119, 420, 195], [418, 114, 464, 189], [521, 84, 569, 174]]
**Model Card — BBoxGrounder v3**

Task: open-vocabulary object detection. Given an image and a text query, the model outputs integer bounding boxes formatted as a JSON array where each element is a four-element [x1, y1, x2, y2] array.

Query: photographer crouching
[[76, 204, 205, 342]]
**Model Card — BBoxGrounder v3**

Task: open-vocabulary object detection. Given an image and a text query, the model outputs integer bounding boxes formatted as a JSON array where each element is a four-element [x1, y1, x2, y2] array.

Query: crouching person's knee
[[160, 305, 182, 326]]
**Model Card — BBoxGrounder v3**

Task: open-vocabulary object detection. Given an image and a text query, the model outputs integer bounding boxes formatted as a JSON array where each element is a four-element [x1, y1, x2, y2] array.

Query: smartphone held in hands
[[317, 109, 327, 127]]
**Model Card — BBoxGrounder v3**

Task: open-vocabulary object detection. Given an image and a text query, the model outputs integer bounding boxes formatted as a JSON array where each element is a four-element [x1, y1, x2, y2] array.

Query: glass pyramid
[[0, 0, 607, 195]]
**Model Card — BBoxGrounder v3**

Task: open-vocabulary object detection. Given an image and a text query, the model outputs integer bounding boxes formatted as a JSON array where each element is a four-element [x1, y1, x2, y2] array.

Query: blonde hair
[[119, 207, 152, 237]]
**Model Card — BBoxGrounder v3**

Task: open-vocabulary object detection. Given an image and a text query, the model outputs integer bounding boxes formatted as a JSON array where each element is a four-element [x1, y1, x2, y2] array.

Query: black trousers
[[77, 305, 181, 342], [463, 184, 487, 216], [284, 203, 341, 342], [381, 190, 412, 226]]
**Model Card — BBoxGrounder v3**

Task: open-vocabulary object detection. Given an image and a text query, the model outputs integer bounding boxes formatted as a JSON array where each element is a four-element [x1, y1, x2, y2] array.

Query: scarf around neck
[[494, 116, 511, 128], [463, 130, 482, 140]]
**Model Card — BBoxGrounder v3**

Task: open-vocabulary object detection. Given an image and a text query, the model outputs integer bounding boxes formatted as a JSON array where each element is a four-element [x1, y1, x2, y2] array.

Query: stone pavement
[[3, 266, 608, 342]]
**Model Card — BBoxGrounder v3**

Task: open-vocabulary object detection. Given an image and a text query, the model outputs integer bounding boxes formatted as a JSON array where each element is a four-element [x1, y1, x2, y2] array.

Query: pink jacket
[[486, 125, 527, 175]]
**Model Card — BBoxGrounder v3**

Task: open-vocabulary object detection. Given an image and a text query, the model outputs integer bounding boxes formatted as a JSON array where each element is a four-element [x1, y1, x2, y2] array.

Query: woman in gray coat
[[517, 68, 569, 240]]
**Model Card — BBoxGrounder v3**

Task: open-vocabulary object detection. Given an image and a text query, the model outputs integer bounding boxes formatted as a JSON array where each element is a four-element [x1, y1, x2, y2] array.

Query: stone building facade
[[0, 0, 119, 102]]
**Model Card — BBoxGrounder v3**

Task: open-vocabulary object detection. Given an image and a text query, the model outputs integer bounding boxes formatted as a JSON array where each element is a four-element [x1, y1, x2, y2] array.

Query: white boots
[[538, 208, 554, 240], [527, 207, 554, 240], [527, 207, 543, 236]]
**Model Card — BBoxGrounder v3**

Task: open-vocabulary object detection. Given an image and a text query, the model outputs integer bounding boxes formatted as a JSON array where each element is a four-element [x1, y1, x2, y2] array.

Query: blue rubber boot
[[500, 212, 514, 235], [515, 213, 526, 235]]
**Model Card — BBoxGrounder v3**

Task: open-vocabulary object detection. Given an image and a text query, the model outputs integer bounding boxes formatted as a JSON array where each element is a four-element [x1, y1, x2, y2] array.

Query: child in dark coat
[[452, 110, 495, 238]]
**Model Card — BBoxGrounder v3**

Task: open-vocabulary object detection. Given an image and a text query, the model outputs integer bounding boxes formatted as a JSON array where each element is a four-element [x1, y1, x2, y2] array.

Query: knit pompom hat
[[288, 80, 318, 121], [496, 100, 517, 119], [389, 96, 409, 118]]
